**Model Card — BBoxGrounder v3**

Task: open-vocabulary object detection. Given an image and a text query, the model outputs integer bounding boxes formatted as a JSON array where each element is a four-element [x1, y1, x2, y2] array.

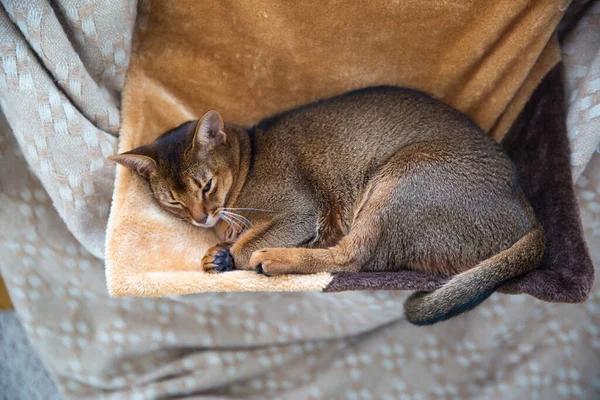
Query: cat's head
[[109, 111, 236, 228]]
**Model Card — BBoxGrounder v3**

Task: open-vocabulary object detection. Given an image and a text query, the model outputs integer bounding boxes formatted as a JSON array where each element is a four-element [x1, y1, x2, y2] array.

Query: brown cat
[[110, 87, 545, 325]]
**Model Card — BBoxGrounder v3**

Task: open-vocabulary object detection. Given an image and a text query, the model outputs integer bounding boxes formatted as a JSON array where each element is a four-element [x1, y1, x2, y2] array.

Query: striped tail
[[404, 224, 545, 326]]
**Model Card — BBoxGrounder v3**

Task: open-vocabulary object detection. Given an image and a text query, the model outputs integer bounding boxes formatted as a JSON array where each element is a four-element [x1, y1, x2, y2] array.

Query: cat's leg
[[249, 223, 376, 275], [207, 213, 318, 272], [249, 177, 396, 275]]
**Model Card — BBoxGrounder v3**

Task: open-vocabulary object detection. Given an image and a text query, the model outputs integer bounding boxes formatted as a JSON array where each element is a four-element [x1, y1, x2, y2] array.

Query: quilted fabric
[[563, 1, 600, 178], [0, 0, 136, 259]]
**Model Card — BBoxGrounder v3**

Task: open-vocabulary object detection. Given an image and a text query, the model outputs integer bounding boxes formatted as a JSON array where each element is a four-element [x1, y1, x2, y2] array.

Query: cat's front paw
[[250, 248, 300, 276], [201, 243, 235, 273]]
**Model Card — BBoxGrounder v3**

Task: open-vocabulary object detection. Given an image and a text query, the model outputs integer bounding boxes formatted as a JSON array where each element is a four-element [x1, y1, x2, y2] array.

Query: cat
[[109, 86, 545, 325]]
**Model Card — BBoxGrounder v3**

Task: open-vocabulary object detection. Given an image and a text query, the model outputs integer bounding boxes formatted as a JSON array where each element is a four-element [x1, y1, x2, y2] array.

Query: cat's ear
[[108, 146, 157, 179], [193, 110, 226, 148]]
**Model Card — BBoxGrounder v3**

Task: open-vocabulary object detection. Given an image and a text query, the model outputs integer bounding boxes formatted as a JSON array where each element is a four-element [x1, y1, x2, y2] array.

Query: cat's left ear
[[108, 146, 157, 179], [193, 110, 226, 148]]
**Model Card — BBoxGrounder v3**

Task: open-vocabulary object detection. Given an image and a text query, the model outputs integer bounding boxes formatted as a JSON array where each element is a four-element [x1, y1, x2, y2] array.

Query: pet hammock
[[105, 0, 593, 304]]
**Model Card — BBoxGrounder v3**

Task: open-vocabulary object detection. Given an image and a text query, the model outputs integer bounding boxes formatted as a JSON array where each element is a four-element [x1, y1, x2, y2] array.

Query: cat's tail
[[403, 223, 545, 326]]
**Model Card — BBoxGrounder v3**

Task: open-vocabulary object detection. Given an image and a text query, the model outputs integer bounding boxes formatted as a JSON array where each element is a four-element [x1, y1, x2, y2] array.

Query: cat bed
[[105, 0, 593, 302]]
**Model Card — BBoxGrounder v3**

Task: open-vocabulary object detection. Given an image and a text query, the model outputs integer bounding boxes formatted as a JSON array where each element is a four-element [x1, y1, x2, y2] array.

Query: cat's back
[[251, 86, 508, 177], [254, 86, 493, 149]]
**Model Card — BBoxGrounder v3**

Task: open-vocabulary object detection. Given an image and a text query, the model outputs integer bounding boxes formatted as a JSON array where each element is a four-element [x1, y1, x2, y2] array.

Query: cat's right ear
[[193, 110, 226, 149], [108, 149, 157, 179]]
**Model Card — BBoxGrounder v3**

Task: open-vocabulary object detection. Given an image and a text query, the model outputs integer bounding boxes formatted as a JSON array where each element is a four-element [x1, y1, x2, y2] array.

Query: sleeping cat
[[110, 87, 545, 325]]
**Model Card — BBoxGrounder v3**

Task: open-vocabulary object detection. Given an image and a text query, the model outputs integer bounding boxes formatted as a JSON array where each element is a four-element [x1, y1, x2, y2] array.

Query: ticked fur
[[110, 87, 545, 325]]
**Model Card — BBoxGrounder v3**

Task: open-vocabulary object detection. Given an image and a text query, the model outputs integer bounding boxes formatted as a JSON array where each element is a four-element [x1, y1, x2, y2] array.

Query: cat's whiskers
[[223, 211, 251, 227], [220, 207, 276, 213], [220, 211, 252, 229], [217, 208, 255, 224], [220, 214, 243, 233], [221, 214, 249, 231], [219, 214, 233, 230]]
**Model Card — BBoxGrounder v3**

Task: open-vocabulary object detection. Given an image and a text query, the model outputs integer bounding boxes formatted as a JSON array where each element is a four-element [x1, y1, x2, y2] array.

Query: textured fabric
[[563, 1, 600, 179], [2, 108, 600, 399], [107, 0, 566, 296], [0, 0, 136, 259]]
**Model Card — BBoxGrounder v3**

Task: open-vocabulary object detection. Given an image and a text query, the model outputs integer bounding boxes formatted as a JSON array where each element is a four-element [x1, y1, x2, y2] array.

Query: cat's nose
[[194, 215, 207, 225], [190, 204, 207, 224]]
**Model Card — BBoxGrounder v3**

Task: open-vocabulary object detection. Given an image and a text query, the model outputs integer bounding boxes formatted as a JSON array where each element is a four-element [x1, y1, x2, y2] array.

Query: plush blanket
[[106, 0, 592, 300]]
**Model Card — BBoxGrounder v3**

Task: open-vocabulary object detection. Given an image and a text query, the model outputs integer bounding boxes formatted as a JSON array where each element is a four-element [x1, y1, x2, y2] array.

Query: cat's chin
[[189, 217, 218, 229]]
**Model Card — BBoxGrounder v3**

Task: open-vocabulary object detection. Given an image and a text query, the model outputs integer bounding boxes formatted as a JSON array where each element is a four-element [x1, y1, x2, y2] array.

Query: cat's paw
[[201, 244, 235, 273], [250, 248, 300, 276]]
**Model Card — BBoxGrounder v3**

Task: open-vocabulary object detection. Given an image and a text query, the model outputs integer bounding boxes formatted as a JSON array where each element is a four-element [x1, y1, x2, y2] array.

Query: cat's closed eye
[[168, 201, 182, 206]]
